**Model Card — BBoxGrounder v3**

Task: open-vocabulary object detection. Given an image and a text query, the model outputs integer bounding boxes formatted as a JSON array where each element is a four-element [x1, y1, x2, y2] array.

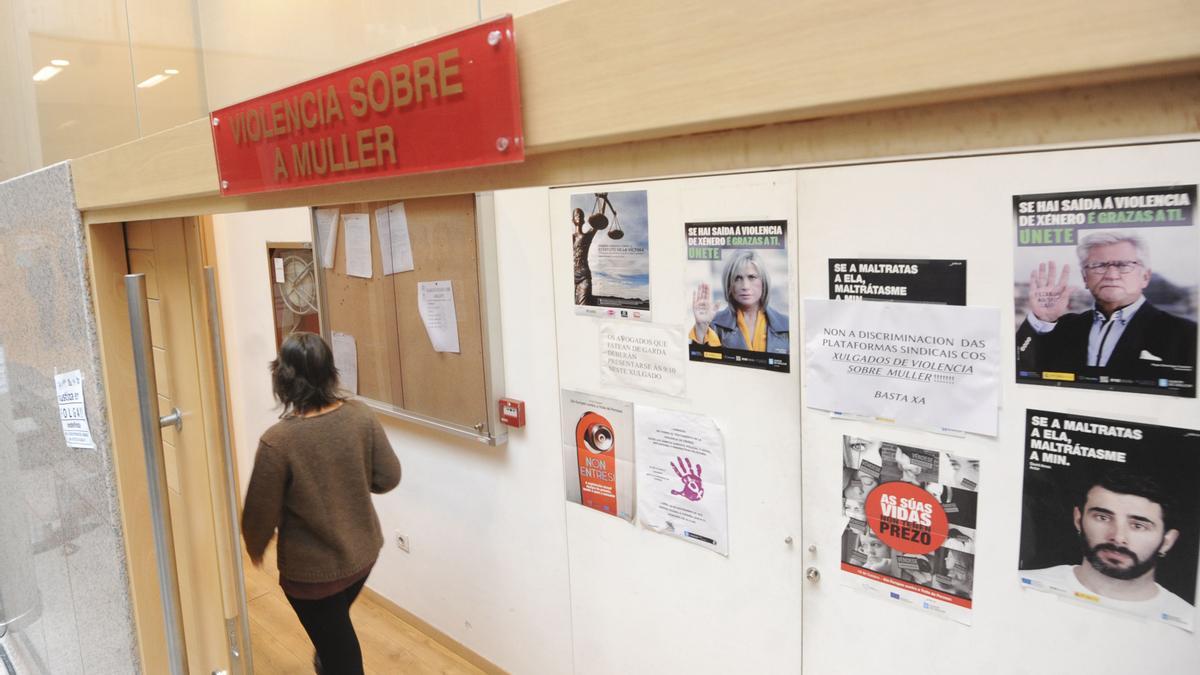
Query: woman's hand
[[692, 283, 716, 338]]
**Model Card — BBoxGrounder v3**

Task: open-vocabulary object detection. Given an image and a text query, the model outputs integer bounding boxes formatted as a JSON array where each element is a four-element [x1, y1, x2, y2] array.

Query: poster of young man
[[571, 190, 651, 321], [1019, 409, 1200, 631], [560, 390, 635, 521], [635, 405, 728, 555], [1013, 185, 1197, 397], [840, 435, 981, 625], [685, 220, 790, 372], [829, 258, 966, 305]]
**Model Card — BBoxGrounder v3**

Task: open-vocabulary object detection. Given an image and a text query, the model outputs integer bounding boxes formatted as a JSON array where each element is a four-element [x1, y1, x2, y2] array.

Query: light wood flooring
[[244, 544, 485, 675]]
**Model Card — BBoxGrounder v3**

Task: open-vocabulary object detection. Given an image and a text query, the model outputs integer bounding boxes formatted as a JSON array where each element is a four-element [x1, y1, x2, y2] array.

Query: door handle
[[160, 407, 183, 431], [126, 273, 188, 675]]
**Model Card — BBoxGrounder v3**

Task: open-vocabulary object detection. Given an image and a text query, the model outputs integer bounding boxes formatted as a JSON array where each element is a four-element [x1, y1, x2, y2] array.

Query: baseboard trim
[[360, 586, 508, 675]]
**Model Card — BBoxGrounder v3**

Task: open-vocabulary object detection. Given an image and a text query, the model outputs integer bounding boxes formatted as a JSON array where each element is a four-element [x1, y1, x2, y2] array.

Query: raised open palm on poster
[[692, 283, 717, 333], [671, 456, 705, 502], [1028, 260, 1075, 323]]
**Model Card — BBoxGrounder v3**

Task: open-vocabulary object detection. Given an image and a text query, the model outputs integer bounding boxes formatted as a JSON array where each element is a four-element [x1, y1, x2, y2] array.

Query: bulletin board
[[311, 193, 506, 444]]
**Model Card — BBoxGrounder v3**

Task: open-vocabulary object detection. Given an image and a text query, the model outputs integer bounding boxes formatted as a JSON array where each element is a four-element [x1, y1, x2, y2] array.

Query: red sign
[[865, 481, 949, 555], [209, 16, 523, 196]]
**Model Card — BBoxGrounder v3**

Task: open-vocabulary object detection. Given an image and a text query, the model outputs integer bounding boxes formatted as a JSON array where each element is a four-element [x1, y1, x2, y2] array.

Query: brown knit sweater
[[242, 400, 401, 582]]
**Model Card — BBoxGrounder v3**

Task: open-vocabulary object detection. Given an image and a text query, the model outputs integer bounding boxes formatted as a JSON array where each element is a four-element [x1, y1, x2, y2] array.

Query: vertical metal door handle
[[125, 273, 189, 675]]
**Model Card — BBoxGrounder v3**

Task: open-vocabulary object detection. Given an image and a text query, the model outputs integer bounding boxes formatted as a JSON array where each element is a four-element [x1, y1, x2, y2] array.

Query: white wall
[[214, 144, 1199, 675], [212, 207, 312, 495], [213, 192, 576, 675], [365, 188, 574, 675]]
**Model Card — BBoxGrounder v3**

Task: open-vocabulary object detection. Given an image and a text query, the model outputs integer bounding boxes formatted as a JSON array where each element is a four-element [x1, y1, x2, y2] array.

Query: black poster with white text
[[829, 259, 966, 305], [1019, 409, 1200, 631]]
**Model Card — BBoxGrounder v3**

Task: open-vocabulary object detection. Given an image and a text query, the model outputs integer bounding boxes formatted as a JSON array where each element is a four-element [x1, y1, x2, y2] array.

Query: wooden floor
[[244, 544, 485, 675]]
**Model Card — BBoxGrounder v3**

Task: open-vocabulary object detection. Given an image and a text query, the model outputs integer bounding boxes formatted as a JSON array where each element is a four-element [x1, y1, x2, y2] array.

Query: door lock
[[805, 566, 820, 583]]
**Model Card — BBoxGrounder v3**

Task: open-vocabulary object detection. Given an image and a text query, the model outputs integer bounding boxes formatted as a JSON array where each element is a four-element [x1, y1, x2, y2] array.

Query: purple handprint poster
[[635, 405, 728, 556]]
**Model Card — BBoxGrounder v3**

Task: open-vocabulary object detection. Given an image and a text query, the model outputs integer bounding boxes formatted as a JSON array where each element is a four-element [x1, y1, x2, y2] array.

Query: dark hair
[[1078, 468, 1175, 531], [270, 332, 342, 417]]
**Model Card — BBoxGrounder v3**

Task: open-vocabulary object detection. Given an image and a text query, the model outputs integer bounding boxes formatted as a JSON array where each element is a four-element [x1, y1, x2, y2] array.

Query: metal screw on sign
[[220, 180, 229, 190], [495, 137, 510, 153], [487, 30, 502, 47], [211, 117, 220, 127]]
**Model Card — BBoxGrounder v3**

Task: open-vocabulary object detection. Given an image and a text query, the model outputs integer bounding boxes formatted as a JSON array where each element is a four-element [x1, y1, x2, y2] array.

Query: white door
[[798, 142, 1200, 673], [551, 172, 804, 674]]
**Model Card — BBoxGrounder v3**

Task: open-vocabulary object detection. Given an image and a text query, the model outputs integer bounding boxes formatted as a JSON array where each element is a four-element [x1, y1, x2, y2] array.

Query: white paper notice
[[273, 257, 285, 283], [374, 206, 394, 275], [387, 202, 414, 273], [599, 323, 685, 397], [55, 370, 95, 449], [373, 203, 415, 276], [315, 208, 339, 269], [636, 405, 728, 555], [331, 332, 359, 395], [343, 213, 373, 278], [803, 299, 1001, 436], [417, 281, 460, 353]]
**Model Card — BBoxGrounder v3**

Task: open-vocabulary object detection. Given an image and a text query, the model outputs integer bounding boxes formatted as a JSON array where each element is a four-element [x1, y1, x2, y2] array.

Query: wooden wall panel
[[392, 195, 488, 429], [77, 75, 1200, 225], [323, 203, 406, 404], [72, 0, 1200, 212], [317, 195, 488, 430]]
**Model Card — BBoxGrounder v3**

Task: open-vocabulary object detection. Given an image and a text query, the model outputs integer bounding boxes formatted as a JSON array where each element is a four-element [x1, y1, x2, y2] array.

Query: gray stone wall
[[0, 163, 138, 673]]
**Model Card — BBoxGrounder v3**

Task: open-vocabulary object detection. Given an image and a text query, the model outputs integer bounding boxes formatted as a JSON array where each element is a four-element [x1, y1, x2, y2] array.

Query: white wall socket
[[394, 531, 410, 553]]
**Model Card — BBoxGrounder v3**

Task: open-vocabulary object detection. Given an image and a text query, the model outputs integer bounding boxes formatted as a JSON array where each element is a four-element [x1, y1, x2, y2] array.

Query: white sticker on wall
[[55, 370, 95, 449]]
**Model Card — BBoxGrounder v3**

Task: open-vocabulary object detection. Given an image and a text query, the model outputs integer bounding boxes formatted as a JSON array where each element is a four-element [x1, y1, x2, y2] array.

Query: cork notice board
[[314, 194, 490, 433]]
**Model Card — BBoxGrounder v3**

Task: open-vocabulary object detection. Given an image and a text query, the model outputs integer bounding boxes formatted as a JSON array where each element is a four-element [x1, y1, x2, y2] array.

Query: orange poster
[[561, 390, 634, 521]]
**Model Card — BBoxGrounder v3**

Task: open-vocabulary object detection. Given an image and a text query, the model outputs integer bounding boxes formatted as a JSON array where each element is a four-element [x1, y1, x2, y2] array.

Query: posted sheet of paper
[[636, 405, 728, 555], [600, 322, 685, 397], [1019, 410, 1199, 632], [374, 202, 414, 275], [417, 281, 460, 353], [388, 202, 415, 274], [55, 370, 95, 449], [803, 299, 1001, 436], [343, 213, 373, 278], [374, 206, 394, 275], [315, 208, 339, 269], [561, 390, 636, 521], [331, 332, 359, 394], [839, 434, 981, 626]]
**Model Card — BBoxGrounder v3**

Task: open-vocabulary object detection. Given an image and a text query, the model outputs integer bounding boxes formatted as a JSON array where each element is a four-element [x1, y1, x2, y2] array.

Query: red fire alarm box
[[499, 398, 525, 427]]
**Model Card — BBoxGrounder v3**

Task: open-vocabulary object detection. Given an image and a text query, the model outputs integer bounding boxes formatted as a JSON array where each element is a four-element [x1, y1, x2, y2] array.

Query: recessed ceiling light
[[33, 65, 62, 82], [50, 58, 70, 67], [137, 73, 170, 88], [164, 68, 180, 75]]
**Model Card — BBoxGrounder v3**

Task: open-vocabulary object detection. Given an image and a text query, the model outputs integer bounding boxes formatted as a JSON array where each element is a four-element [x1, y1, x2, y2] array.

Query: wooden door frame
[[87, 216, 242, 674]]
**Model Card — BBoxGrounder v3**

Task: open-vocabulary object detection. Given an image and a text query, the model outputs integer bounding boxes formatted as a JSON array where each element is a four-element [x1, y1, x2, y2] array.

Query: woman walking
[[242, 332, 401, 674]]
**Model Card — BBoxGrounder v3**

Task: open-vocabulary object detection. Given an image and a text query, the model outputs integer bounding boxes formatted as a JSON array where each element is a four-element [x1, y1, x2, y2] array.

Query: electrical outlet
[[394, 531, 410, 553]]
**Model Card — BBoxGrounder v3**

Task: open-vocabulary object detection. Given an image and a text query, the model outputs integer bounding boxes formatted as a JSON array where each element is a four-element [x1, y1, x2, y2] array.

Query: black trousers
[[285, 576, 369, 675]]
